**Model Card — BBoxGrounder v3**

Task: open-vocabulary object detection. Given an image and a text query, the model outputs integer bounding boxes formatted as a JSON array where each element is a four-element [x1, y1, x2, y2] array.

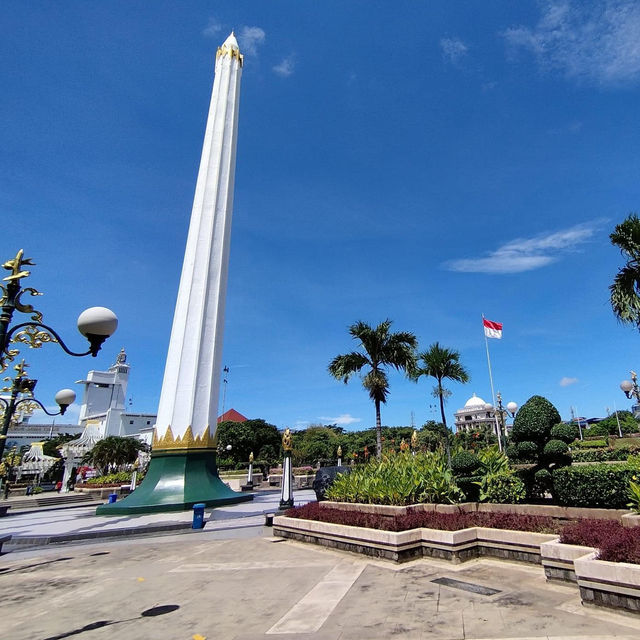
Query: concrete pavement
[[1, 518, 639, 639], [0, 489, 316, 550]]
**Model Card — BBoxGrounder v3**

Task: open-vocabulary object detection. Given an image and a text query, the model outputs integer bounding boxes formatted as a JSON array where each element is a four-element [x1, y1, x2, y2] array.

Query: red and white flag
[[483, 318, 503, 339]]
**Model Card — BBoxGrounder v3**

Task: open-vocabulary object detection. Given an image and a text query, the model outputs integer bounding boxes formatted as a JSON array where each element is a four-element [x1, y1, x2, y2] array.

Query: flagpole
[[483, 314, 502, 451]]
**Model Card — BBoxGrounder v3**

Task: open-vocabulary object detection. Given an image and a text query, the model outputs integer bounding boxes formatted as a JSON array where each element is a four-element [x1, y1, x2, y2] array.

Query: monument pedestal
[[96, 448, 251, 515]]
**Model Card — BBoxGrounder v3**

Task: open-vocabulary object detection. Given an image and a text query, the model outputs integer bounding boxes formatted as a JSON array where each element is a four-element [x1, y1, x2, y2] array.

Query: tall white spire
[[155, 33, 243, 446]]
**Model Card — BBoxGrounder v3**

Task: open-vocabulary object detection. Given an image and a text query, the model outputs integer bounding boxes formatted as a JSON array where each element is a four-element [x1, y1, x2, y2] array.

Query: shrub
[[584, 424, 609, 438], [325, 451, 463, 505], [516, 441, 538, 461], [451, 451, 481, 476], [550, 423, 578, 444], [552, 463, 640, 508], [543, 439, 570, 465], [511, 395, 561, 445], [477, 445, 510, 475], [85, 471, 134, 485], [533, 468, 553, 498], [456, 475, 482, 502], [505, 444, 518, 460], [629, 479, 640, 514], [571, 447, 638, 463], [479, 472, 526, 504]]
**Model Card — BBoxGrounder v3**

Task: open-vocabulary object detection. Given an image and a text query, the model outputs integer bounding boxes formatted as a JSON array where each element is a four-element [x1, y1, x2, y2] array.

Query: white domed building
[[454, 393, 497, 434]]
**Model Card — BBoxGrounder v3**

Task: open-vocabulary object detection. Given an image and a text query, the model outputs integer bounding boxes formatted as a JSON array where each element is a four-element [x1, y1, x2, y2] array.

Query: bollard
[[108, 493, 118, 504], [192, 503, 206, 529], [265, 513, 274, 527]]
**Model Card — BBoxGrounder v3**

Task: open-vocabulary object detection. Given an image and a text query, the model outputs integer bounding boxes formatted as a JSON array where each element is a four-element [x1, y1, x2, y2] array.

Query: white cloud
[[445, 221, 601, 274], [273, 55, 295, 77], [203, 17, 223, 38], [503, 1, 640, 87], [238, 26, 265, 56], [560, 376, 579, 386], [318, 414, 361, 426], [440, 37, 468, 64]]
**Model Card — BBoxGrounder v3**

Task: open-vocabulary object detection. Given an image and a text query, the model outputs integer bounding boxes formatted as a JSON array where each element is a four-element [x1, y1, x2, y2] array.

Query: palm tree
[[328, 320, 417, 458], [415, 342, 470, 430], [610, 214, 640, 328], [85, 436, 148, 475]]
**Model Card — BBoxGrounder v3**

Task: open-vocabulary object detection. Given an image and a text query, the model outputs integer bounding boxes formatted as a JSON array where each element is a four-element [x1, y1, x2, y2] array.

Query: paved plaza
[[1, 498, 640, 640], [0, 490, 315, 549]]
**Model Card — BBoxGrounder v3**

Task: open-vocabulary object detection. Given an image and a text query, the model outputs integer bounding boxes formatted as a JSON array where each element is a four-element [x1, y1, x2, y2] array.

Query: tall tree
[[610, 213, 640, 328], [328, 319, 417, 458], [415, 342, 470, 430]]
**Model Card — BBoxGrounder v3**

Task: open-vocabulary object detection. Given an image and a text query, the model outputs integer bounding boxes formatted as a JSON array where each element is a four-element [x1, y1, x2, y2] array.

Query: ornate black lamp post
[[0, 250, 118, 372], [0, 360, 76, 460], [495, 391, 518, 451], [620, 371, 640, 419]]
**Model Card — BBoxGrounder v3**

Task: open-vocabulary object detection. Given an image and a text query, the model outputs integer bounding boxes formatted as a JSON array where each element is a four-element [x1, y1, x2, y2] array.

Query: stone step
[[1, 493, 95, 511]]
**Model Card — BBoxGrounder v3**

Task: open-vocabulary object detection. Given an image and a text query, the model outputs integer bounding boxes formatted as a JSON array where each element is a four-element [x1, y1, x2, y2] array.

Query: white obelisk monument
[[98, 33, 252, 514]]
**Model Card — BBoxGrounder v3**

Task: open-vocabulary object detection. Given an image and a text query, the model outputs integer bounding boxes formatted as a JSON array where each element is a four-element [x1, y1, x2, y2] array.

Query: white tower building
[[98, 33, 251, 514], [77, 348, 129, 437]]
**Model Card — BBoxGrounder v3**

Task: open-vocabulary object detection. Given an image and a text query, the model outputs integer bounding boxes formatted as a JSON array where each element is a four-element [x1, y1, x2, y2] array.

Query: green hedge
[[552, 463, 640, 508], [572, 439, 608, 449], [571, 446, 640, 463]]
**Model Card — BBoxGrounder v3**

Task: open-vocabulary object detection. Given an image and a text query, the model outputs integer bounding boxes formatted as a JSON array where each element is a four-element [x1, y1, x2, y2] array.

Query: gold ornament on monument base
[[152, 425, 219, 451]]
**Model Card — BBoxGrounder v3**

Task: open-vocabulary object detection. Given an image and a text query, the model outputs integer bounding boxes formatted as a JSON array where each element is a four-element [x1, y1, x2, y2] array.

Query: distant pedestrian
[[55, 481, 62, 493]]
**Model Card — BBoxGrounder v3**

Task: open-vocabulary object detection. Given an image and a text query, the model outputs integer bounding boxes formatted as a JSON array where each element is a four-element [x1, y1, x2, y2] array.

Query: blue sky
[[2, 1, 640, 431]]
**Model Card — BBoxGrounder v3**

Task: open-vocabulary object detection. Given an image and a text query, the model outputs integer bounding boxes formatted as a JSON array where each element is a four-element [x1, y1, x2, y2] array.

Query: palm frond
[[610, 214, 640, 260], [328, 352, 370, 382], [363, 369, 389, 404]]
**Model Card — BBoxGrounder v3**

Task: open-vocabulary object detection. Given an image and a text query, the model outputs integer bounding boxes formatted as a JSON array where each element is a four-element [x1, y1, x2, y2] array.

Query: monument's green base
[[96, 448, 253, 515]]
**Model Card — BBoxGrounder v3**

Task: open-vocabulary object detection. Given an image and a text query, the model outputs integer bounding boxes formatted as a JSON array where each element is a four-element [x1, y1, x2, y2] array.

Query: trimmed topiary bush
[[552, 463, 640, 508], [550, 423, 578, 444], [511, 395, 561, 445], [516, 441, 538, 460], [505, 444, 518, 460], [451, 451, 481, 476], [543, 439, 570, 464]]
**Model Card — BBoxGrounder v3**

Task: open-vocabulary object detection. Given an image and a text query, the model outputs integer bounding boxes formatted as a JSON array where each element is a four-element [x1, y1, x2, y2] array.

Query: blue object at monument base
[[96, 449, 252, 515]]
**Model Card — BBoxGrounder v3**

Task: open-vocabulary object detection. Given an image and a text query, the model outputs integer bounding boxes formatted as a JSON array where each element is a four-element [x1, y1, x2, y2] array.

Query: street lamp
[[495, 392, 518, 451], [0, 249, 118, 372], [620, 371, 640, 398], [0, 360, 76, 459]]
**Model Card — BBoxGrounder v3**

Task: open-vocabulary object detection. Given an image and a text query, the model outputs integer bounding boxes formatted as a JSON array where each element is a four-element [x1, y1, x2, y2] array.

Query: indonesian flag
[[483, 318, 503, 339]]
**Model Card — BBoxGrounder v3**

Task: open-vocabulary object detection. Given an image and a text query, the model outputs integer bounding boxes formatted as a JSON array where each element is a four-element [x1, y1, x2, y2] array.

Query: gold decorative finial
[[282, 428, 292, 451], [337, 445, 342, 457], [411, 429, 418, 449], [3, 249, 35, 282], [249, 451, 254, 463]]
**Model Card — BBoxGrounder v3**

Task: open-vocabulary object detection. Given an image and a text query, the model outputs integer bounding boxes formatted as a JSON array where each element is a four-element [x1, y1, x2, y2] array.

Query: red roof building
[[217, 408, 248, 423]]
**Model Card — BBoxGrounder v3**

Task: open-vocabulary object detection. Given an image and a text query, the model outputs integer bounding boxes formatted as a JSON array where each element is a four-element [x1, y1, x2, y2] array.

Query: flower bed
[[285, 501, 561, 534], [561, 519, 640, 564], [281, 503, 559, 563]]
